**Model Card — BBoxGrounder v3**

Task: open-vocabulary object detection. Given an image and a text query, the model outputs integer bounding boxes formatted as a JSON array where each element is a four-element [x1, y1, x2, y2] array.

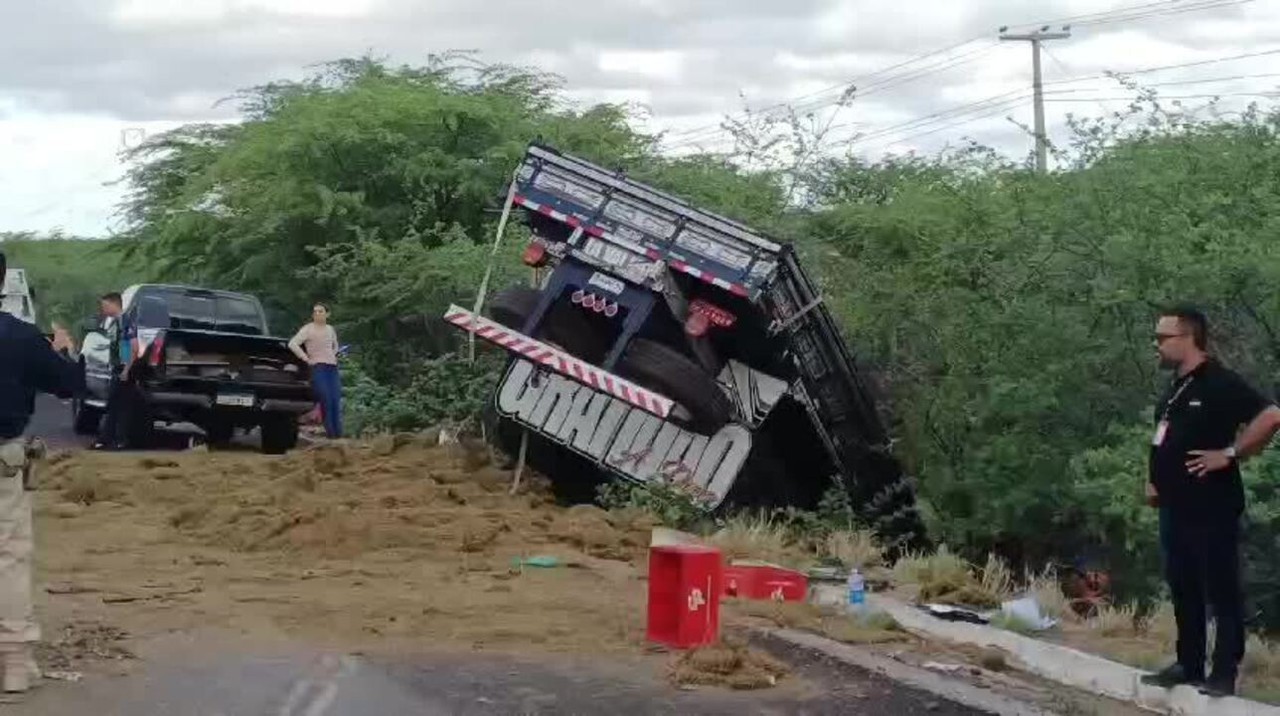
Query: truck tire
[[71, 398, 102, 436], [260, 414, 299, 455], [618, 339, 732, 435], [486, 286, 607, 361]]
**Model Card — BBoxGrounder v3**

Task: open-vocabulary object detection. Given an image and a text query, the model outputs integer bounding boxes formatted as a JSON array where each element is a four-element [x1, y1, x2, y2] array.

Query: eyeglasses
[[1153, 332, 1188, 343]]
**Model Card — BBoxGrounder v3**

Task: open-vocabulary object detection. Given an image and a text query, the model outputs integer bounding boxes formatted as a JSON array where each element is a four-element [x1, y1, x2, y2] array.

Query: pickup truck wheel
[[71, 398, 102, 436], [618, 339, 732, 435], [486, 286, 607, 362], [260, 414, 299, 455]]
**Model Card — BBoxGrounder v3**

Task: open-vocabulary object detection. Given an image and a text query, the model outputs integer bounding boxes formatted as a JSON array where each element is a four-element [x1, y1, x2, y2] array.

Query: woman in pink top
[[289, 303, 343, 438]]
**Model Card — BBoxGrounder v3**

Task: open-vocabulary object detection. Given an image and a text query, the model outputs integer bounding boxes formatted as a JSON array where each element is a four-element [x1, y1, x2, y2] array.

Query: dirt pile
[[39, 438, 655, 563], [668, 641, 790, 690], [32, 436, 660, 656]]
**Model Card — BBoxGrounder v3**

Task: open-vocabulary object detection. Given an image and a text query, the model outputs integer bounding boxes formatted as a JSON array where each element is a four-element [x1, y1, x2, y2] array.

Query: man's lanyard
[[1161, 375, 1196, 422], [1153, 375, 1195, 448]]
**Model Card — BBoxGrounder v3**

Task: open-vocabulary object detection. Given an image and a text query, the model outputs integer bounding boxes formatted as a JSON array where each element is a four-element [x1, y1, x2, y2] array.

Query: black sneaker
[[1198, 673, 1236, 698], [1141, 663, 1203, 688]]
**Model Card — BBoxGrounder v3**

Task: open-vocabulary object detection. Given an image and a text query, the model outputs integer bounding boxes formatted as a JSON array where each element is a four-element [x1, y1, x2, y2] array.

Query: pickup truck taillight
[[148, 333, 166, 368]]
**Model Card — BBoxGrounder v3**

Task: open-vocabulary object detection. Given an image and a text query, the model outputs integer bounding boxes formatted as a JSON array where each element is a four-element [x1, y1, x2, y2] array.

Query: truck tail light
[[688, 299, 736, 329], [148, 333, 166, 368], [684, 312, 711, 337], [522, 242, 548, 267]]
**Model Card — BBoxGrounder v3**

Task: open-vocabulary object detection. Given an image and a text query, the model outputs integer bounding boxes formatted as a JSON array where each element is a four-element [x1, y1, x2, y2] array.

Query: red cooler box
[[646, 544, 722, 649]]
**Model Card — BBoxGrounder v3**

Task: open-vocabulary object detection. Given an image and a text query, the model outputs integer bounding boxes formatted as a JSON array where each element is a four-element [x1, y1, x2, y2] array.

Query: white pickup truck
[[0, 267, 37, 325]]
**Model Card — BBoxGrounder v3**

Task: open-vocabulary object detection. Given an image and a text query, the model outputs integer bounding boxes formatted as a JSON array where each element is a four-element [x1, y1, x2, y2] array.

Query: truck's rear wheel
[[618, 339, 732, 435], [261, 414, 299, 455], [486, 286, 607, 361]]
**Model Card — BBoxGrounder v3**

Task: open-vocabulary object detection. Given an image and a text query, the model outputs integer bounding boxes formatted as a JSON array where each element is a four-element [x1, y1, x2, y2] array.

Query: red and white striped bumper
[[443, 305, 675, 419]]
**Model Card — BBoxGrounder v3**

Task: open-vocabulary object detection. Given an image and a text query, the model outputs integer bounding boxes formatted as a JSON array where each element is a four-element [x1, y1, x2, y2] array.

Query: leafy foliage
[[342, 352, 502, 436], [0, 234, 143, 330]]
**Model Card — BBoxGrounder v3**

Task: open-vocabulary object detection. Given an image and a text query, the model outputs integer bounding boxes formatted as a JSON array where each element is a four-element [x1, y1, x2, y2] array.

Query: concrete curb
[[810, 585, 1280, 716], [749, 626, 1057, 716]]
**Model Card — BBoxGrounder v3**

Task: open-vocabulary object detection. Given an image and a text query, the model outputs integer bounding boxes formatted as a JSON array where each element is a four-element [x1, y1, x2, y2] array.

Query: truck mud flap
[[443, 304, 675, 419], [492, 358, 753, 509]]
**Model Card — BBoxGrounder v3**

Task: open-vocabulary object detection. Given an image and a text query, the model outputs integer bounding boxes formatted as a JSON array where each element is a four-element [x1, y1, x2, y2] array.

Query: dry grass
[[978, 553, 1014, 601], [891, 545, 967, 588], [820, 529, 883, 569], [1244, 634, 1280, 679], [1091, 601, 1140, 638], [668, 640, 790, 690], [708, 513, 795, 565], [891, 545, 1004, 608], [1027, 567, 1072, 623], [729, 598, 907, 646], [1139, 600, 1176, 648]]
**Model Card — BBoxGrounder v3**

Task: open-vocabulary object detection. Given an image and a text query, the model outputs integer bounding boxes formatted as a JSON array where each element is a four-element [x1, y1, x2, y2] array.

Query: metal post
[[999, 27, 1071, 174]]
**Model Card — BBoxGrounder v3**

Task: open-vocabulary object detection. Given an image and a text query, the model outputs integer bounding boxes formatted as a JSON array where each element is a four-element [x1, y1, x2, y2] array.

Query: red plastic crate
[[721, 562, 808, 603], [646, 545, 722, 649]]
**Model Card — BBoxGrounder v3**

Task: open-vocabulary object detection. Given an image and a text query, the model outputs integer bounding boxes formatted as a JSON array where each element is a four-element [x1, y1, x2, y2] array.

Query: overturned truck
[[444, 144, 925, 548]]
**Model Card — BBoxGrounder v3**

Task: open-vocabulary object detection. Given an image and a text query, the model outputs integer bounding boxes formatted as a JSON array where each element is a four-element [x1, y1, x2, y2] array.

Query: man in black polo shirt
[[1141, 306, 1280, 697]]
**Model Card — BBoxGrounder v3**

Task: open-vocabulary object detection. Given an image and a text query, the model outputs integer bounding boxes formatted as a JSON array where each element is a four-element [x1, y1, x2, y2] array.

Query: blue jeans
[[311, 364, 343, 438]]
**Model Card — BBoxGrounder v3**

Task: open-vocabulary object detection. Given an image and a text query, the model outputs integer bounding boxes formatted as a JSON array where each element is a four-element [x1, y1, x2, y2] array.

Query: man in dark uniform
[[0, 250, 82, 693], [1141, 306, 1280, 697]]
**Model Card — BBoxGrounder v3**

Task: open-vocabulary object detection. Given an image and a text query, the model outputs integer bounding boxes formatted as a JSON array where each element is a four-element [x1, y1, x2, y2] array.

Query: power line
[[1047, 92, 1278, 102], [823, 75, 1280, 153], [660, 7, 1269, 154], [662, 39, 999, 148], [1072, 0, 1254, 27], [661, 0, 1254, 151]]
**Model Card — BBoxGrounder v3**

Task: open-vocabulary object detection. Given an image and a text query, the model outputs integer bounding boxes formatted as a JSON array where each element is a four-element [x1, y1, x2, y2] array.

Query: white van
[[0, 267, 36, 325]]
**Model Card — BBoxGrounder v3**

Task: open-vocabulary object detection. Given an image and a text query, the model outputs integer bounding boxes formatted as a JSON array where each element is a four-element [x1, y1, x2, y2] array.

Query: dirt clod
[[51, 502, 85, 519], [669, 643, 790, 690]]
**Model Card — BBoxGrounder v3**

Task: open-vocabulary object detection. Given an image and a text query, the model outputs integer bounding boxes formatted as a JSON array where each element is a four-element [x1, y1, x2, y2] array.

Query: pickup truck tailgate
[[144, 329, 313, 410]]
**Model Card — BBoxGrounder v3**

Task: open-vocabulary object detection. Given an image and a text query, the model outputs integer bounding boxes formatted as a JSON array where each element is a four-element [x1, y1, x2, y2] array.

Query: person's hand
[[1145, 482, 1160, 507], [121, 365, 131, 381], [50, 327, 74, 354], [1186, 449, 1232, 478]]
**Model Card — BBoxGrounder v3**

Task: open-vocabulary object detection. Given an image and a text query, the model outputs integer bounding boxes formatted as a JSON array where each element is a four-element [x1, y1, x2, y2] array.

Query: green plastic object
[[512, 556, 560, 568]]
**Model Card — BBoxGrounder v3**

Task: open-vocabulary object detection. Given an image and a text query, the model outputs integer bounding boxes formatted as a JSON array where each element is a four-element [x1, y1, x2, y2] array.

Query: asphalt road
[[15, 397, 993, 715], [8, 633, 990, 716], [25, 393, 238, 451], [24, 395, 87, 450]]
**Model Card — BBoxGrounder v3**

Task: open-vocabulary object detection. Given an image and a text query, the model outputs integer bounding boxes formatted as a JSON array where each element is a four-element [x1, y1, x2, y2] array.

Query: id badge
[[1152, 420, 1169, 447]]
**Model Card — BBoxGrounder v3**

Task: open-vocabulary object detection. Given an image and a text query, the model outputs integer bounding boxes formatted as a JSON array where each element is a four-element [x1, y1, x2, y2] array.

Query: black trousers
[[1165, 509, 1245, 679], [98, 376, 132, 447]]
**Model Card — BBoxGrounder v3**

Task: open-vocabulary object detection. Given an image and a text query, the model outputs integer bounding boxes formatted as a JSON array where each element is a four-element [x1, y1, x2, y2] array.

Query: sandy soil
[[30, 436, 659, 663]]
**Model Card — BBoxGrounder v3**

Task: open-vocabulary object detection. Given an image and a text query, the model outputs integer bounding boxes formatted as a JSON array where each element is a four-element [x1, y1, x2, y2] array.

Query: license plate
[[588, 272, 626, 295], [216, 394, 255, 408]]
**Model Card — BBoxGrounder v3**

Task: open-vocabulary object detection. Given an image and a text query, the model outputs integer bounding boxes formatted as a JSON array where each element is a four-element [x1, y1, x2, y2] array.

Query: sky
[[0, 0, 1277, 237]]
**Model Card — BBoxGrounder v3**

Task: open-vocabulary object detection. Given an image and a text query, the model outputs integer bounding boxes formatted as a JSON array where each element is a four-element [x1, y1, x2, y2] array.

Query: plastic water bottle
[[847, 568, 866, 613]]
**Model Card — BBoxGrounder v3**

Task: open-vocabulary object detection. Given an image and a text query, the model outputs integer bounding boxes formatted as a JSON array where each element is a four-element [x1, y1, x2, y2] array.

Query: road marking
[[301, 682, 338, 716], [278, 654, 356, 716], [278, 678, 314, 716]]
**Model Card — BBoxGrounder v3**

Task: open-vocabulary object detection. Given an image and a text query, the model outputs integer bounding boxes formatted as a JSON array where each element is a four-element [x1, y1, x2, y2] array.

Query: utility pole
[[999, 25, 1071, 174]]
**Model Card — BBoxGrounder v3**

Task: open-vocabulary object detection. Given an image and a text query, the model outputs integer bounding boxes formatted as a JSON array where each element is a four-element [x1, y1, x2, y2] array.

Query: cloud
[[0, 0, 1277, 234]]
